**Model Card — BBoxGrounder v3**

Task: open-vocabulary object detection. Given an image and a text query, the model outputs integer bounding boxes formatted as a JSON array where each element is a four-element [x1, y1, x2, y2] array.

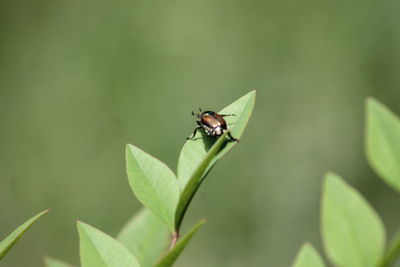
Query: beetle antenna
[[198, 108, 202, 113], [191, 111, 195, 116]]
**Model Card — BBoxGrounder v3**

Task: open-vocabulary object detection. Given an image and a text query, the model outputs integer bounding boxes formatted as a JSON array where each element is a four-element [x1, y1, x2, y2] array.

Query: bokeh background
[[1, 0, 400, 266]]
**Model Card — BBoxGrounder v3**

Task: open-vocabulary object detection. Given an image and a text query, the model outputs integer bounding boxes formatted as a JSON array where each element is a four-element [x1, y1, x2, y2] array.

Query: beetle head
[[191, 108, 204, 118]]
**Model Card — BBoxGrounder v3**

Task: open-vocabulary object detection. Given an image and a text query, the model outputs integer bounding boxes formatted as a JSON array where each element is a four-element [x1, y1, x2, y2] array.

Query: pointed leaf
[[117, 208, 170, 267], [321, 173, 385, 267], [155, 220, 206, 267], [78, 221, 140, 267], [0, 210, 48, 260], [126, 145, 180, 232], [175, 131, 228, 230], [177, 90, 256, 189], [366, 98, 400, 193], [291, 243, 325, 267], [44, 256, 75, 267]]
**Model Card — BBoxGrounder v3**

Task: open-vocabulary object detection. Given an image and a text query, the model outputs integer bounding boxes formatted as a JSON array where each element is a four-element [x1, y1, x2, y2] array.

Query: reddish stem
[[170, 232, 180, 250]]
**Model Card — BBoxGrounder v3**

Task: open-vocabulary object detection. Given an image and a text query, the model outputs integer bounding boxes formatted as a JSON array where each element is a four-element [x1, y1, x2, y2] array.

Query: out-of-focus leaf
[[291, 243, 325, 267], [177, 90, 256, 189], [321, 173, 385, 267], [44, 256, 75, 267], [117, 208, 170, 267], [0, 210, 48, 260], [155, 220, 206, 267], [380, 230, 400, 267], [126, 145, 180, 232], [77, 221, 140, 267], [366, 98, 400, 193]]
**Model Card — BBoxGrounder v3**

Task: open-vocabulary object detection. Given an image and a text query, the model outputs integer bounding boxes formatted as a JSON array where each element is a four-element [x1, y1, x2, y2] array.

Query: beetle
[[186, 108, 239, 142]]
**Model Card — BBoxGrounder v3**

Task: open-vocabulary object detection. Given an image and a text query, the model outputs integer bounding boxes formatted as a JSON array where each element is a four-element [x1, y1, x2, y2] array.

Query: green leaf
[[291, 243, 325, 267], [380, 229, 400, 267], [78, 221, 140, 267], [174, 90, 256, 230], [321, 173, 386, 267], [126, 145, 180, 232], [117, 208, 170, 267], [155, 220, 206, 267], [177, 90, 256, 189], [44, 256, 75, 267], [0, 209, 48, 260], [175, 131, 228, 230], [366, 98, 400, 193]]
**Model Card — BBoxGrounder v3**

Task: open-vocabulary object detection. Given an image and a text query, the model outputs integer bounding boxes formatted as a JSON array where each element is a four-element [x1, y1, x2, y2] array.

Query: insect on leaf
[[177, 90, 256, 189]]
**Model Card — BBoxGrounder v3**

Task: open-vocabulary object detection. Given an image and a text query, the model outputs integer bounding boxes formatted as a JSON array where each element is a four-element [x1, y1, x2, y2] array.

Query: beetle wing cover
[[213, 113, 227, 129], [201, 115, 217, 127]]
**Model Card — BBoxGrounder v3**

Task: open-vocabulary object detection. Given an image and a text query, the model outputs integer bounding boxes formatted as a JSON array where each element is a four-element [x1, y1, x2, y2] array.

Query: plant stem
[[169, 232, 179, 250]]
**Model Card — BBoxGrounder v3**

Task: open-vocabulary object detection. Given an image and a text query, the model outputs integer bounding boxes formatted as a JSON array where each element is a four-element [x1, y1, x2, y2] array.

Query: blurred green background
[[1, 0, 400, 266]]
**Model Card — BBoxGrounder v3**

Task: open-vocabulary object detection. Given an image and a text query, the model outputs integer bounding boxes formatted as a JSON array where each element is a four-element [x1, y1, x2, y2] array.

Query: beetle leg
[[186, 126, 202, 140], [221, 113, 236, 117], [227, 131, 239, 142]]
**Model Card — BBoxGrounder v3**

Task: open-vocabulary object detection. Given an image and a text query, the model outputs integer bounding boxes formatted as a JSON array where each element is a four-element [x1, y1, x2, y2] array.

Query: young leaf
[[77, 221, 140, 267], [0, 209, 48, 260], [366, 98, 400, 193], [155, 220, 206, 267], [44, 256, 75, 267], [174, 91, 256, 231], [291, 243, 325, 267], [117, 208, 170, 267], [175, 131, 228, 230], [126, 145, 180, 232], [321, 173, 386, 267], [177, 90, 256, 189]]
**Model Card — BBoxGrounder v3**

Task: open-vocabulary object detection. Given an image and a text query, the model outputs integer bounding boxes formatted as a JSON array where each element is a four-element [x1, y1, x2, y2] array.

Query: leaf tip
[[324, 171, 339, 183], [76, 220, 85, 229], [247, 90, 257, 103], [300, 242, 312, 249], [366, 97, 386, 114], [198, 218, 207, 226], [41, 209, 50, 215], [126, 143, 134, 154], [366, 96, 378, 106]]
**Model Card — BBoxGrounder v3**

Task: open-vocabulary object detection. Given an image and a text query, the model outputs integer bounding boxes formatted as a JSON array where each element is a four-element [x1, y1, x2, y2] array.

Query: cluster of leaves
[[6, 94, 397, 267], [292, 98, 400, 267], [40, 91, 255, 267]]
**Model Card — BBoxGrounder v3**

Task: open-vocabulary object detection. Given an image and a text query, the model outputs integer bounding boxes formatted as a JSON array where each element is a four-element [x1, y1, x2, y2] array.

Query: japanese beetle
[[187, 108, 239, 142]]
